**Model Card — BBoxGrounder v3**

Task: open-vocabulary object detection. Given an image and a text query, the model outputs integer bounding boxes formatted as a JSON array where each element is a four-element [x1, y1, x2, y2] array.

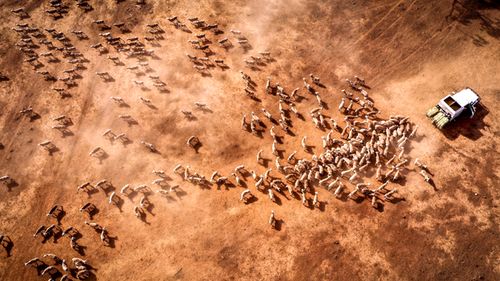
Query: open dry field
[[0, 0, 499, 280]]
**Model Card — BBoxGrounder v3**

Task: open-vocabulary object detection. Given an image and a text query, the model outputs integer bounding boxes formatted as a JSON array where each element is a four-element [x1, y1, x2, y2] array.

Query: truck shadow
[[442, 103, 490, 140]]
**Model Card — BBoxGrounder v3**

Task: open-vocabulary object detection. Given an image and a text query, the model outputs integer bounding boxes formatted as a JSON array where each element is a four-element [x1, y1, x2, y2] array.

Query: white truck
[[426, 87, 480, 129]]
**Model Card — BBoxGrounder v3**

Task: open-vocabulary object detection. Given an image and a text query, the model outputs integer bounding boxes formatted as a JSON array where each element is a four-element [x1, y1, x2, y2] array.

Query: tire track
[[349, 0, 407, 47], [366, 0, 419, 44], [372, 20, 457, 82], [366, 0, 432, 72]]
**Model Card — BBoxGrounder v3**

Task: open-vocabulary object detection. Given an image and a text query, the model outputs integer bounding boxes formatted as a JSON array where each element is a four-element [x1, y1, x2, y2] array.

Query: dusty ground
[[0, 0, 499, 280]]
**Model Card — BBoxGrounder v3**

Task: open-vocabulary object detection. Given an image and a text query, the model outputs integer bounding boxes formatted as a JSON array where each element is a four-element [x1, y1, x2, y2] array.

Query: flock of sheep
[[1, 1, 434, 280]]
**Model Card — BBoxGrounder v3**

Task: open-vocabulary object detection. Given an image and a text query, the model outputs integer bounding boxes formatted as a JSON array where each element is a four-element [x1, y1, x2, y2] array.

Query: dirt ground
[[0, 0, 499, 280]]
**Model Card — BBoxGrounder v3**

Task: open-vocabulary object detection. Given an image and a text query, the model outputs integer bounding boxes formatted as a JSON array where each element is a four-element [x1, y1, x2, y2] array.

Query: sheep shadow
[[84, 188, 101, 200], [244, 195, 259, 204], [304, 145, 315, 154], [5, 180, 19, 192], [273, 195, 283, 206], [195, 107, 213, 114], [374, 202, 385, 212], [1, 237, 13, 257], [47, 147, 60, 156], [273, 219, 284, 231], [317, 201, 327, 212], [173, 188, 188, 200], [94, 152, 109, 164], [259, 158, 271, 168], [105, 235, 118, 249]]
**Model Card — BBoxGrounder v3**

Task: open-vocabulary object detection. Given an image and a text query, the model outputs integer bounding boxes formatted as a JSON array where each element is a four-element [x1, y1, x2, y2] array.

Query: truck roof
[[452, 87, 480, 107]]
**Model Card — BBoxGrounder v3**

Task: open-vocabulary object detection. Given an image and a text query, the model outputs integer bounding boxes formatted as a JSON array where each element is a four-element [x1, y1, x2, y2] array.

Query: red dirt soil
[[0, 0, 499, 280]]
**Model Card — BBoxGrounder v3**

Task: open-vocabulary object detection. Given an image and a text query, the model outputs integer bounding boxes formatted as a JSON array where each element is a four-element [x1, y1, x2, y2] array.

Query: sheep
[[61, 259, 69, 272], [46, 205, 63, 219], [261, 108, 273, 121], [139, 196, 150, 209], [39, 141, 56, 152], [114, 133, 130, 144], [232, 165, 245, 175], [95, 180, 109, 190], [216, 177, 228, 186], [194, 102, 208, 109], [210, 171, 219, 183], [231, 173, 244, 186], [151, 178, 166, 186], [42, 253, 61, 264], [240, 189, 253, 204], [0, 175, 13, 186], [334, 182, 344, 198], [257, 149, 264, 163], [25, 257, 42, 267], [303, 78, 313, 93], [301, 136, 307, 151], [101, 129, 116, 140], [285, 151, 296, 165], [84, 221, 102, 231], [108, 192, 120, 205], [272, 141, 278, 156], [79, 203, 96, 218], [41, 265, 57, 276], [269, 210, 276, 228], [326, 176, 338, 191], [89, 146, 105, 158], [319, 175, 331, 186], [348, 172, 358, 182], [141, 141, 157, 152], [375, 165, 383, 181], [312, 191, 319, 208], [392, 167, 401, 181], [61, 226, 77, 238], [76, 270, 90, 280], [134, 185, 149, 193], [134, 206, 144, 218], [414, 158, 428, 170], [338, 97, 346, 111], [347, 186, 359, 199], [419, 170, 431, 182], [187, 136, 200, 149], [255, 177, 264, 190], [301, 190, 307, 206], [100, 227, 109, 245], [173, 164, 184, 176], [181, 110, 194, 119], [77, 182, 92, 193], [140, 97, 152, 104], [375, 181, 389, 192], [263, 169, 272, 182], [270, 180, 284, 192], [384, 188, 398, 201], [310, 73, 321, 85], [241, 114, 248, 130], [110, 96, 126, 105]]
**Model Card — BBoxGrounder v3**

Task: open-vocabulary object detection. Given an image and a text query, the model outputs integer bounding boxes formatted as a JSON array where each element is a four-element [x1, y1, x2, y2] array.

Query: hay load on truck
[[426, 87, 480, 129]]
